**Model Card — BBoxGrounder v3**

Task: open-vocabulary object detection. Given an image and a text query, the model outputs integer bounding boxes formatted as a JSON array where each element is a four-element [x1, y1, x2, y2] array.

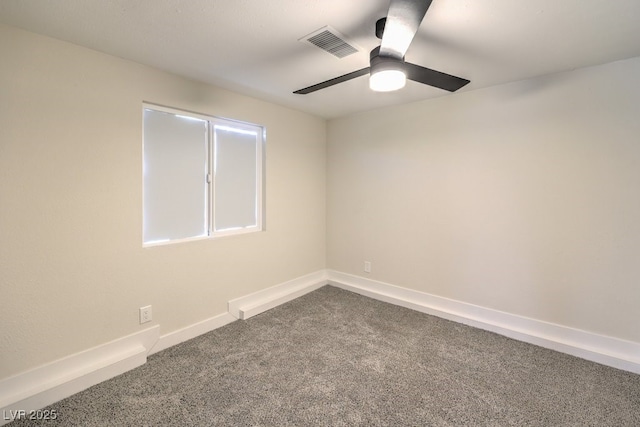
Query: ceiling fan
[[294, 0, 470, 95]]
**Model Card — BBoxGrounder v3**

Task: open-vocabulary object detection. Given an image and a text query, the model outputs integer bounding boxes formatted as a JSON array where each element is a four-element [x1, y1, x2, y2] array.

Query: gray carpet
[[9, 285, 640, 426]]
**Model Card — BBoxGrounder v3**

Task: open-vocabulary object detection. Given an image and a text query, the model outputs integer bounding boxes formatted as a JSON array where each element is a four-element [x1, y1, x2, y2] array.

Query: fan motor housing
[[375, 18, 386, 39], [370, 46, 404, 73]]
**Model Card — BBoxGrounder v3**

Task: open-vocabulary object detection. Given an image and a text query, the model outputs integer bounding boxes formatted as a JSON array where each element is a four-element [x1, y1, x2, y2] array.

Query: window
[[143, 105, 264, 246]]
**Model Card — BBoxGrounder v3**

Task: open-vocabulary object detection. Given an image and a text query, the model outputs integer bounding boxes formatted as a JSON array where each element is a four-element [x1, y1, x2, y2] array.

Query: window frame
[[142, 103, 265, 247]]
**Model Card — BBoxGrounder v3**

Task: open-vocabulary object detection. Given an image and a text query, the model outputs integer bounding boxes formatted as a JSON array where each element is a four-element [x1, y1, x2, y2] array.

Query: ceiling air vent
[[300, 26, 359, 59]]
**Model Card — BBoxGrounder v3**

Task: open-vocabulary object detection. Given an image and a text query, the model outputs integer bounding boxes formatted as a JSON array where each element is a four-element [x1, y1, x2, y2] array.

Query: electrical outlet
[[364, 261, 372, 273], [139, 305, 152, 324]]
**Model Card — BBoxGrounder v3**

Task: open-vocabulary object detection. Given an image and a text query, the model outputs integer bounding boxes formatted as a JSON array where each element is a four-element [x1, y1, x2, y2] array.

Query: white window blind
[[213, 125, 259, 232], [143, 105, 264, 246]]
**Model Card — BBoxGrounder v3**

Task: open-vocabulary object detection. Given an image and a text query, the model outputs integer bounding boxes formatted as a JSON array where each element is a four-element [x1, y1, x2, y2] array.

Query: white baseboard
[[0, 270, 328, 423], [228, 270, 329, 319], [3, 268, 637, 425], [0, 326, 159, 426], [327, 270, 640, 375], [149, 312, 237, 355]]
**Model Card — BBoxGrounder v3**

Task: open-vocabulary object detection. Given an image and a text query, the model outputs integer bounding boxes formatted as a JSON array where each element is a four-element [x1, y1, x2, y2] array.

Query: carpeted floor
[[9, 285, 640, 426]]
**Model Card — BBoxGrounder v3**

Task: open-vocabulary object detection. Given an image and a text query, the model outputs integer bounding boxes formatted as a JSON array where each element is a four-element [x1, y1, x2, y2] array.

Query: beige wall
[[328, 56, 640, 344], [3, 20, 639, 383], [0, 24, 326, 379]]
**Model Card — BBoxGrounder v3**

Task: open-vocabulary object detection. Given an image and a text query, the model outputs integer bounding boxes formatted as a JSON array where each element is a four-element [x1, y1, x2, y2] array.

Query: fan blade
[[294, 67, 370, 94], [402, 62, 470, 92], [380, 0, 433, 59]]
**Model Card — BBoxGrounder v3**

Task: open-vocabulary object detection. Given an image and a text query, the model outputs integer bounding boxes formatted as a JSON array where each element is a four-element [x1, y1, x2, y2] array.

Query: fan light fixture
[[368, 48, 406, 92], [369, 68, 406, 92]]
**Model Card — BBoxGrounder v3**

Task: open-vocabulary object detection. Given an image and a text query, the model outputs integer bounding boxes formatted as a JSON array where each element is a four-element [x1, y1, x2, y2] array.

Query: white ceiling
[[2, 0, 640, 119]]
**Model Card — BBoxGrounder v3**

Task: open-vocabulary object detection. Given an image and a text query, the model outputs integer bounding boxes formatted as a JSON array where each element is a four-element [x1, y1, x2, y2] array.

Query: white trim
[[3, 269, 638, 425], [0, 271, 327, 422], [228, 270, 329, 320], [0, 326, 159, 426], [327, 270, 640, 375], [149, 312, 237, 355], [142, 103, 217, 124]]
